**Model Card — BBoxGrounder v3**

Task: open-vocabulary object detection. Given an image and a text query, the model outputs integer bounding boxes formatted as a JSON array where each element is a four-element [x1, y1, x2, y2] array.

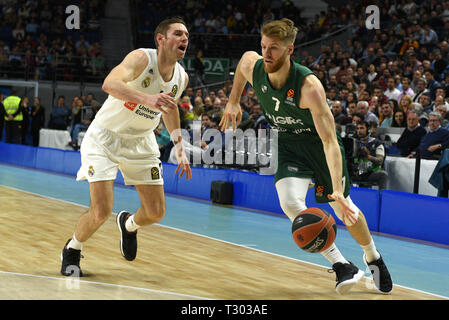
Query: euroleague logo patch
[[151, 167, 160, 180], [88, 165, 95, 177], [285, 88, 295, 106], [315, 185, 324, 197]]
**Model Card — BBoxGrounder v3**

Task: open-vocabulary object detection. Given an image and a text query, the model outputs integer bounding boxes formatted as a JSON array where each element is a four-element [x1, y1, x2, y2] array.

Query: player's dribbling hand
[[219, 102, 242, 132], [327, 192, 357, 226], [147, 92, 178, 114], [174, 138, 192, 181]]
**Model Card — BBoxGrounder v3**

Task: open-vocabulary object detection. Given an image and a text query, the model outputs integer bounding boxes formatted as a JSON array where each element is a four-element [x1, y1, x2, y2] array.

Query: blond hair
[[261, 18, 298, 45]]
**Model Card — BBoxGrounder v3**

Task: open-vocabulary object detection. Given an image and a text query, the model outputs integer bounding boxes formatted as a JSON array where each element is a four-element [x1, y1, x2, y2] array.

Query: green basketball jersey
[[252, 58, 351, 202], [252, 59, 318, 142]]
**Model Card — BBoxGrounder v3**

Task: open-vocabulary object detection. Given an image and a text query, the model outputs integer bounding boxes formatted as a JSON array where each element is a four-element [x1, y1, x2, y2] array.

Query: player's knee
[[279, 199, 307, 222], [329, 197, 360, 227], [89, 206, 112, 225], [142, 202, 166, 223]]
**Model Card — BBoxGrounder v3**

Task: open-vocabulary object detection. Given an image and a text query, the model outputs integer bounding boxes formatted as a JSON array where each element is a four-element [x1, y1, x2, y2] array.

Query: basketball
[[291, 207, 337, 253]]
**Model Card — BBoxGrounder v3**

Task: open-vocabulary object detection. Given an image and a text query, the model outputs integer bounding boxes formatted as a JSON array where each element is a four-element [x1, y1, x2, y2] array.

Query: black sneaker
[[116, 211, 137, 261], [60, 239, 83, 277], [331, 261, 364, 294], [364, 253, 393, 294]]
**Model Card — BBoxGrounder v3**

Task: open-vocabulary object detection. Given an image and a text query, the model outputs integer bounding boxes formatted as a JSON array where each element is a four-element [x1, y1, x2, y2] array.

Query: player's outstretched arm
[[102, 49, 177, 114], [300, 75, 357, 225], [220, 51, 261, 131]]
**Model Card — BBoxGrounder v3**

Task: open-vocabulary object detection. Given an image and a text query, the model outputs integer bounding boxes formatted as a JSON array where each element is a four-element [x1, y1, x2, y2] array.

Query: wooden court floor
[[0, 186, 444, 300]]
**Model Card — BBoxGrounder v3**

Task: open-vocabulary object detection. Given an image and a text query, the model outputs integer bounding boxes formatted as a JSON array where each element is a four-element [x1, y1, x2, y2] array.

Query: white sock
[[67, 234, 83, 250], [125, 214, 140, 232], [321, 243, 349, 265], [361, 239, 381, 263]]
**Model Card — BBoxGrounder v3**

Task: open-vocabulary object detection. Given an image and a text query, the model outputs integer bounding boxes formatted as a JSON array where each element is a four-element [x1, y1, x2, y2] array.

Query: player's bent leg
[[75, 180, 115, 242], [329, 196, 393, 294], [276, 178, 363, 294], [134, 184, 166, 225], [61, 180, 115, 276], [275, 177, 310, 221], [116, 184, 165, 261]]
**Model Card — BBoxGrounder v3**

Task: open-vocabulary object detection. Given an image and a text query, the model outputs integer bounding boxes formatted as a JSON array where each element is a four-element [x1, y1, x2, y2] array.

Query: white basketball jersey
[[94, 48, 186, 136]]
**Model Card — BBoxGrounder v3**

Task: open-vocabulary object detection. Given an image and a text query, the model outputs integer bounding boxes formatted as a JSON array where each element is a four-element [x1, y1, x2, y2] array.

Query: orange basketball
[[291, 207, 337, 253]]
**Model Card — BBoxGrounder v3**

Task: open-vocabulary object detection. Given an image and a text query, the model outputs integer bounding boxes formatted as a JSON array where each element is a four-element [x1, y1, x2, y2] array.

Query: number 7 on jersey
[[272, 97, 280, 112]]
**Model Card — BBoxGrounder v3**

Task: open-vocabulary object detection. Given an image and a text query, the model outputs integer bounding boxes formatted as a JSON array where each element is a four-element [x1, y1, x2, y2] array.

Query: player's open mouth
[[178, 46, 186, 53]]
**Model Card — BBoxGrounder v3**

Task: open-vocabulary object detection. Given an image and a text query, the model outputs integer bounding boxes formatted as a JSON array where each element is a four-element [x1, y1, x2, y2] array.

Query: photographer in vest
[[351, 121, 389, 190]]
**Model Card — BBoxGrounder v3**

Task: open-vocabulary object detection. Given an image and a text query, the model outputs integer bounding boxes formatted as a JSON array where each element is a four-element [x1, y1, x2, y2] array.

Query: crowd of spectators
[[134, 0, 356, 58], [0, 0, 106, 82], [293, 1, 449, 162], [152, 0, 449, 188]]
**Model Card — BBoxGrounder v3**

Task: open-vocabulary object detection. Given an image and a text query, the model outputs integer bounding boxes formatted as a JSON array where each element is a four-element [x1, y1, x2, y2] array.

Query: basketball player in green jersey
[[220, 18, 392, 295]]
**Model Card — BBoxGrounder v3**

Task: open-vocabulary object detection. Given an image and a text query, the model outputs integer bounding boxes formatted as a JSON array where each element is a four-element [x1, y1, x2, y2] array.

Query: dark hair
[[424, 68, 434, 76], [154, 16, 187, 48], [357, 120, 370, 129], [392, 110, 406, 127], [353, 112, 365, 121]]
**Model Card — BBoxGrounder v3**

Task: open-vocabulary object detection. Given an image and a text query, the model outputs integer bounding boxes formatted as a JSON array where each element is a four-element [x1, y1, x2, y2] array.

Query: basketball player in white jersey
[[61, 17, 192, 276]]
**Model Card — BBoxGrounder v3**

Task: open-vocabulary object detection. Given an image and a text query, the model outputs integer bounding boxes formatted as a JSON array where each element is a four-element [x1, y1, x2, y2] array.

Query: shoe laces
[[65, 247, 84, 265]]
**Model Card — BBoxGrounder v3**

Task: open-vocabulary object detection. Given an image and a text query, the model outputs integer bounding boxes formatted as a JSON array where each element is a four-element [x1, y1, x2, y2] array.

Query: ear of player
[[291, 207, 337, 253]]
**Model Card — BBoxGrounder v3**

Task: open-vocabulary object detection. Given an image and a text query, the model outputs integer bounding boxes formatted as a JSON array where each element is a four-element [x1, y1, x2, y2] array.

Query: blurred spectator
[[379, 102, 394, 128], [424, 68, 441, 100], [420, 24, 439, 50], [201, 113, 211, 133], [391, 110, 407, 127], [436, 104, 449, 127], [384, 77, 401, 102], [397, 77, 415, 102], [411, 112, 449, 159], [192, 96, 204, 121], [399, 92, 414, 116], [418, 92, 433, 114], [208, 97, 223, 121], [238, 103, 267, 131], [20, 96, 31, 144], [90, 52, 106, 76], [399, 37, 419, 56], [179, 95, 193, 113], [352, 112, 365, 125], [203, 96, 213, 114], [357, 100, 379, 125], [193, 49, 205, 87], [331, 100, 352, 125], [28, 97, 45, 146], [411, 70, 423, 93], [396, 110, 427, 157], [345, 99, 356, 115], [48, 96, 70, 130]]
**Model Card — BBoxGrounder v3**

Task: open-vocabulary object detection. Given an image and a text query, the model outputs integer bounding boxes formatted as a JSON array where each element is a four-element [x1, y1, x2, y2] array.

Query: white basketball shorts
[[76, 121, 163, 185]]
